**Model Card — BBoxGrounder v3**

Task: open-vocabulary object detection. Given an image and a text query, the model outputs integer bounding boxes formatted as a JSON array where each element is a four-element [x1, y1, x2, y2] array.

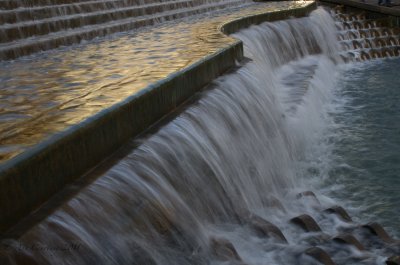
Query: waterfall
[[1, 7, 396, 265]]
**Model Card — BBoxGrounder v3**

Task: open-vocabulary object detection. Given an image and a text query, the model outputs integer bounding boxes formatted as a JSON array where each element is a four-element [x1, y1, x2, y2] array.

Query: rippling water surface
[[308, 58, 400, 238]]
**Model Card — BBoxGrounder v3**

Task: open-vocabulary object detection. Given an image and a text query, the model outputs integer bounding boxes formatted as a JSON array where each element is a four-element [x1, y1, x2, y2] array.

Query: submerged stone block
[[296, 191, 320, 205], [247, 214, 288, 243], [362, 222, 396, 244], [324, 205, 352, 222], [305, 247, 337, 265], [333, 233, 365, 251], [263, 196, 286, 212], [210, 237, 242, 262], [290, 214, 322, 232]]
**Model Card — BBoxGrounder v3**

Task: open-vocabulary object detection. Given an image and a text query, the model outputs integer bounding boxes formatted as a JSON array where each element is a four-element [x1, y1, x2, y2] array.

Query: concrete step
[[0, 0, 178, 25], [0, 0, 240, 43], [0, 0, 245, 60], [0, 0, 180, 9], [0, 0, 91, 9]]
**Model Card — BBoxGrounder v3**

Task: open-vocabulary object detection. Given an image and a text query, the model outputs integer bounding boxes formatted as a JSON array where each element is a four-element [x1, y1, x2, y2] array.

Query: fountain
[[0, 1, 400, 264]]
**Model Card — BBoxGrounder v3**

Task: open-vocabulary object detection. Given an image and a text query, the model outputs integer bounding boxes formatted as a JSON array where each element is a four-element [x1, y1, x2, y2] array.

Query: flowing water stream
[[1, 6, 399, 265]]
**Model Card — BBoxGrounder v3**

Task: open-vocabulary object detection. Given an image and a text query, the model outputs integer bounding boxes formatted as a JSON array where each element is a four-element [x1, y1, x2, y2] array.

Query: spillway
[[1, 6, 399, 265]]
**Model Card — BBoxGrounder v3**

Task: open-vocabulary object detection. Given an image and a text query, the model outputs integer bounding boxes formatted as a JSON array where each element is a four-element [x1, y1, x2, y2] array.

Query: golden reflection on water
[[0, 1, 312, 162]]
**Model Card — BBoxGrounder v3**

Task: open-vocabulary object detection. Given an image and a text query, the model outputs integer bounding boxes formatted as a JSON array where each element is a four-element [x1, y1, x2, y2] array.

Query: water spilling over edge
[[1, 7, 398, 265]]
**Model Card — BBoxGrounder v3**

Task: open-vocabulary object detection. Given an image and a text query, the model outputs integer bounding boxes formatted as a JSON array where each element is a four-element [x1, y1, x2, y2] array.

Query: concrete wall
[[0, 2, 317, 236]]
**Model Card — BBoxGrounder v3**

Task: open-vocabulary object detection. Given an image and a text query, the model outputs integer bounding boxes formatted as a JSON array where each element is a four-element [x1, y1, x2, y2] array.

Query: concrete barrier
[[0, 2, 316, 236]]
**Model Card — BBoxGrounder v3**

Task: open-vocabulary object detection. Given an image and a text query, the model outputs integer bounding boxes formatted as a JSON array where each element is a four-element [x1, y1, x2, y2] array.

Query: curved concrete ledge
[[221, 2, 317, 34], [0, 2, 317, 235]]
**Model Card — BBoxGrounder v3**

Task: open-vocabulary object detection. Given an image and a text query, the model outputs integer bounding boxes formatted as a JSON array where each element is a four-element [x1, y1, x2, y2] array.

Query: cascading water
[[1, 7, 399, 265]]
